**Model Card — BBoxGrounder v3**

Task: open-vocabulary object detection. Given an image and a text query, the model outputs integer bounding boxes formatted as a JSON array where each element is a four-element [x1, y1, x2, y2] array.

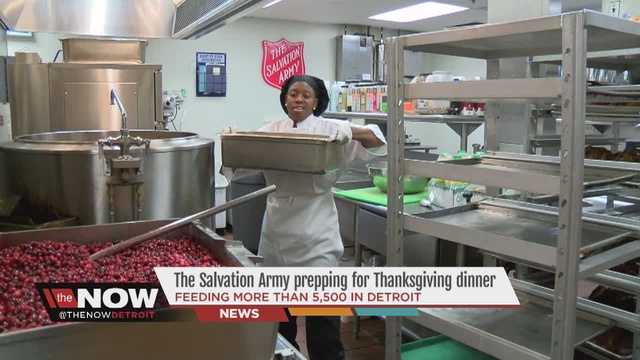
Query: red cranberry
[[0, 237, 224, 334]]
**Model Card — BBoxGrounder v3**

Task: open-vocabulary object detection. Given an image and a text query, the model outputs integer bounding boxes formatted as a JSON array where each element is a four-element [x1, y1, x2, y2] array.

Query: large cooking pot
[[0, 130, 214, 226]]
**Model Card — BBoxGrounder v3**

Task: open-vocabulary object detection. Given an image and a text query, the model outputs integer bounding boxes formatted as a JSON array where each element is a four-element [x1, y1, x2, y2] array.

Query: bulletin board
[[196, 52, 227, 97]]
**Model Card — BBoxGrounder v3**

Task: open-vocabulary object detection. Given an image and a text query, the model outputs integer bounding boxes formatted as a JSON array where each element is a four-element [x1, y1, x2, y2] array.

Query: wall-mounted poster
[[196, 52, 227, 97], [261, 38, 305, 90]]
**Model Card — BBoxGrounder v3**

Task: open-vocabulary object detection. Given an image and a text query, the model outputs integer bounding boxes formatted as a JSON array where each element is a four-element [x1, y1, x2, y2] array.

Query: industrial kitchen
[[0, 0, 639, 360]]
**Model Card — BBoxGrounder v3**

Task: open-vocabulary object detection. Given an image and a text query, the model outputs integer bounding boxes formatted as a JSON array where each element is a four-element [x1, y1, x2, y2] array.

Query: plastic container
[[380, 85, 388, 113], [402, 335, 497, 360], [409, 74, 430, 114], [428, 151, 486, 208], [330, 82, 346, 112], [423, 71, 454, 114]]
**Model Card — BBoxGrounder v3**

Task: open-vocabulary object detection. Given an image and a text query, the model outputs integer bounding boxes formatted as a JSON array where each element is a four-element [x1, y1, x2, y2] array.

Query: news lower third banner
[[153, 267, 520, 322]]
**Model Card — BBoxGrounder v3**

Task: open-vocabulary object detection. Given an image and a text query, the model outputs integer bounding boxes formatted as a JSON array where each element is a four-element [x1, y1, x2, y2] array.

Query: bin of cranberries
[[0, 236, 224, 335]]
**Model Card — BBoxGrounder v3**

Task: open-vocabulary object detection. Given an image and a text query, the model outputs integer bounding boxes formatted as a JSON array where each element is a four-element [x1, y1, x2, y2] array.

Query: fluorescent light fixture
[[6, 30, 32, 37], [369, 1, 468, 23], [263, 0, 283, 8]]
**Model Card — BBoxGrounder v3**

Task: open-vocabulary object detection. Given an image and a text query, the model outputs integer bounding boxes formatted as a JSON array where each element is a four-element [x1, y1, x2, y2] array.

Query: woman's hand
[[329, 123, 352, 144]]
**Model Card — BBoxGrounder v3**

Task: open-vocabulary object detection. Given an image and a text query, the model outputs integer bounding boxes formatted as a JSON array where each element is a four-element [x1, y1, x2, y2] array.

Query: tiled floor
[[295, 316, 387, 360], [218, 228, 388, 358]]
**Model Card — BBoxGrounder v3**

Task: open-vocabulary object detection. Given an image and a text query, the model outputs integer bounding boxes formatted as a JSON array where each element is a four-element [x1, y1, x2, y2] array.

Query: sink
[[333, 180, 374, 191]]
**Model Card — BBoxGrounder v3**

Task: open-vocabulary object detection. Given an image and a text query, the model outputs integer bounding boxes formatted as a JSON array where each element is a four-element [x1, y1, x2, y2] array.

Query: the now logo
[[78, 288, 158, 309], [36, 283, 161, 311]]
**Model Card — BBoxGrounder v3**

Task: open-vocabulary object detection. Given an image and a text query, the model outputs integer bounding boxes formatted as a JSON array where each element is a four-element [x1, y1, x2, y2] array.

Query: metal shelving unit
[[532, 48, 640, 71], [323, 111, 484, 151], [527, 105, 640, 155], [382, 10, 640, 360]]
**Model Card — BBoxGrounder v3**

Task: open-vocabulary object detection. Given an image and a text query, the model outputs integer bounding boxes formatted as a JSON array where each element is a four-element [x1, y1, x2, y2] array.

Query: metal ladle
[[89, 184, 276, 261]]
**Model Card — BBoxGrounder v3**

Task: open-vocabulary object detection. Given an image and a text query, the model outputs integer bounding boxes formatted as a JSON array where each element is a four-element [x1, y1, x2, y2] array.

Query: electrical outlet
[[608, 1, 621, 17]]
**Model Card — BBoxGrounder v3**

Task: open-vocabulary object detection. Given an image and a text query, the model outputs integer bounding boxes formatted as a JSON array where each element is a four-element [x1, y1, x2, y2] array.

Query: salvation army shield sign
[[261, 38, 306, 90]]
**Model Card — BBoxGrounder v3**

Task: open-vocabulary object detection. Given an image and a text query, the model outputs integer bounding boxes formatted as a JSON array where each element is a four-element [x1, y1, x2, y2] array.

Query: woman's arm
[[351, 126, 385, 148]]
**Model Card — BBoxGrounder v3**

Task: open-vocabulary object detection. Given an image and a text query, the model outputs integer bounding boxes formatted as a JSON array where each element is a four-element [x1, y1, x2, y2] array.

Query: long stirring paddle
[[89, 185, 276, 261]]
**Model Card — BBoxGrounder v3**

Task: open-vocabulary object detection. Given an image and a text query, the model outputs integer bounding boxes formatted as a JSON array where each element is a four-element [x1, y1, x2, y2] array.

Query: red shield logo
[[261, 38, 306, 90]]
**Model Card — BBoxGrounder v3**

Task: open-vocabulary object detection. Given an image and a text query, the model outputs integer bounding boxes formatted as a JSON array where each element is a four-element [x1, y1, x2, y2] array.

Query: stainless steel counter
[[333, 171, 448, 338], [332, 169, 476, 266]]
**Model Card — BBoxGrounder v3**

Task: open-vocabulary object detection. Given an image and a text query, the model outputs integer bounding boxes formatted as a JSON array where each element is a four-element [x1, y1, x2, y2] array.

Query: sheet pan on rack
[[441, 155, 637, 189], [404, 198, 640, 278]]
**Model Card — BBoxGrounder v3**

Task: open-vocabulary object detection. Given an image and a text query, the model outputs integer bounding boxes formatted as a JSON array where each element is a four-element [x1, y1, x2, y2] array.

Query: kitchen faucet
[[98, 88, 150, 159], [110, 89, 129, 137]]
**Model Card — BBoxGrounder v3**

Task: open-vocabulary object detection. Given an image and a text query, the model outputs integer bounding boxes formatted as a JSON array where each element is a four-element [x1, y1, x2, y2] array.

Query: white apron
[[259, 170, 342, 267]]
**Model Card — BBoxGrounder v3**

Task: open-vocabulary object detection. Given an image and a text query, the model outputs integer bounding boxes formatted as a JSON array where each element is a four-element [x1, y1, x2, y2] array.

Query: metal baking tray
[[582, 340, 632, 360], [445, 155, 637, 189], [527, 185, 627, 205], [587, 85, 640, 104], [530, 135, 627, 148], [411, 291, 611, 360], [528, 185, 640, 220], [405, 198, 640, 273], [221, 131, 343, 174], [405, 153, 637, 197], [0, 219, 278, 360], [551, 104, 640, 119]]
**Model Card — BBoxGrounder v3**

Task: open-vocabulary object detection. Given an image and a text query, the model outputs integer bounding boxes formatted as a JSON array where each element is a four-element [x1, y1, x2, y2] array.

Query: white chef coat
[[256, 114, 387, 267]]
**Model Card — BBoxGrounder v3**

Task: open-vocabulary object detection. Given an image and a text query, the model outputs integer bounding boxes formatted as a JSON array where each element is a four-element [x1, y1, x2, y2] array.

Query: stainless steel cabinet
[[9, 61, 162, 137], [357, 208, 438, 267]]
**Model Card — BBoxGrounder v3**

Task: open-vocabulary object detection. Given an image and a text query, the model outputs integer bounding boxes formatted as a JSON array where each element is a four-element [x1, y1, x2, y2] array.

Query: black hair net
[[279, 75, 329, 117]]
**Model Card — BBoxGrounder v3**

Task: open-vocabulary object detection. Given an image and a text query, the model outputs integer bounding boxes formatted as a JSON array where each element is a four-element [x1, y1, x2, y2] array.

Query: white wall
[[6, 16, 486, 163], [424, 54, 486, 80]]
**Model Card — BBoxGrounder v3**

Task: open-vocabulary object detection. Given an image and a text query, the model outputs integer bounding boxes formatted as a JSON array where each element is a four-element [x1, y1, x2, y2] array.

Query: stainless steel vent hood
[[0, 0, 268, 39], [173, 0, 267, 39]]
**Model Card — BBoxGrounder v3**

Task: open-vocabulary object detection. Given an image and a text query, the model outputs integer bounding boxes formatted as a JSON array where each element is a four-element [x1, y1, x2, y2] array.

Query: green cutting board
[[334, 187, 428, 206], [402, 336, 497, 360]]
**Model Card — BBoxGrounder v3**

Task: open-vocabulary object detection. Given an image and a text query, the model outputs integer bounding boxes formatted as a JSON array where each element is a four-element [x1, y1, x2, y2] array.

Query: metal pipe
[[590, 270, 640, 295], [478, 252, 640, 296], [135, 183, 144, 221], [581, 231, 633, 253], [110, 89, 128, 133], [90, 185, 277, 261], [108, 184, 115, 223], [634, 292, 640, 360]]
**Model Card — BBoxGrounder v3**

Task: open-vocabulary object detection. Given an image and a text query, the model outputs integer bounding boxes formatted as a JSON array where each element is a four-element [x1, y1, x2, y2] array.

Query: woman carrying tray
[[223, 74, 386, 360]]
